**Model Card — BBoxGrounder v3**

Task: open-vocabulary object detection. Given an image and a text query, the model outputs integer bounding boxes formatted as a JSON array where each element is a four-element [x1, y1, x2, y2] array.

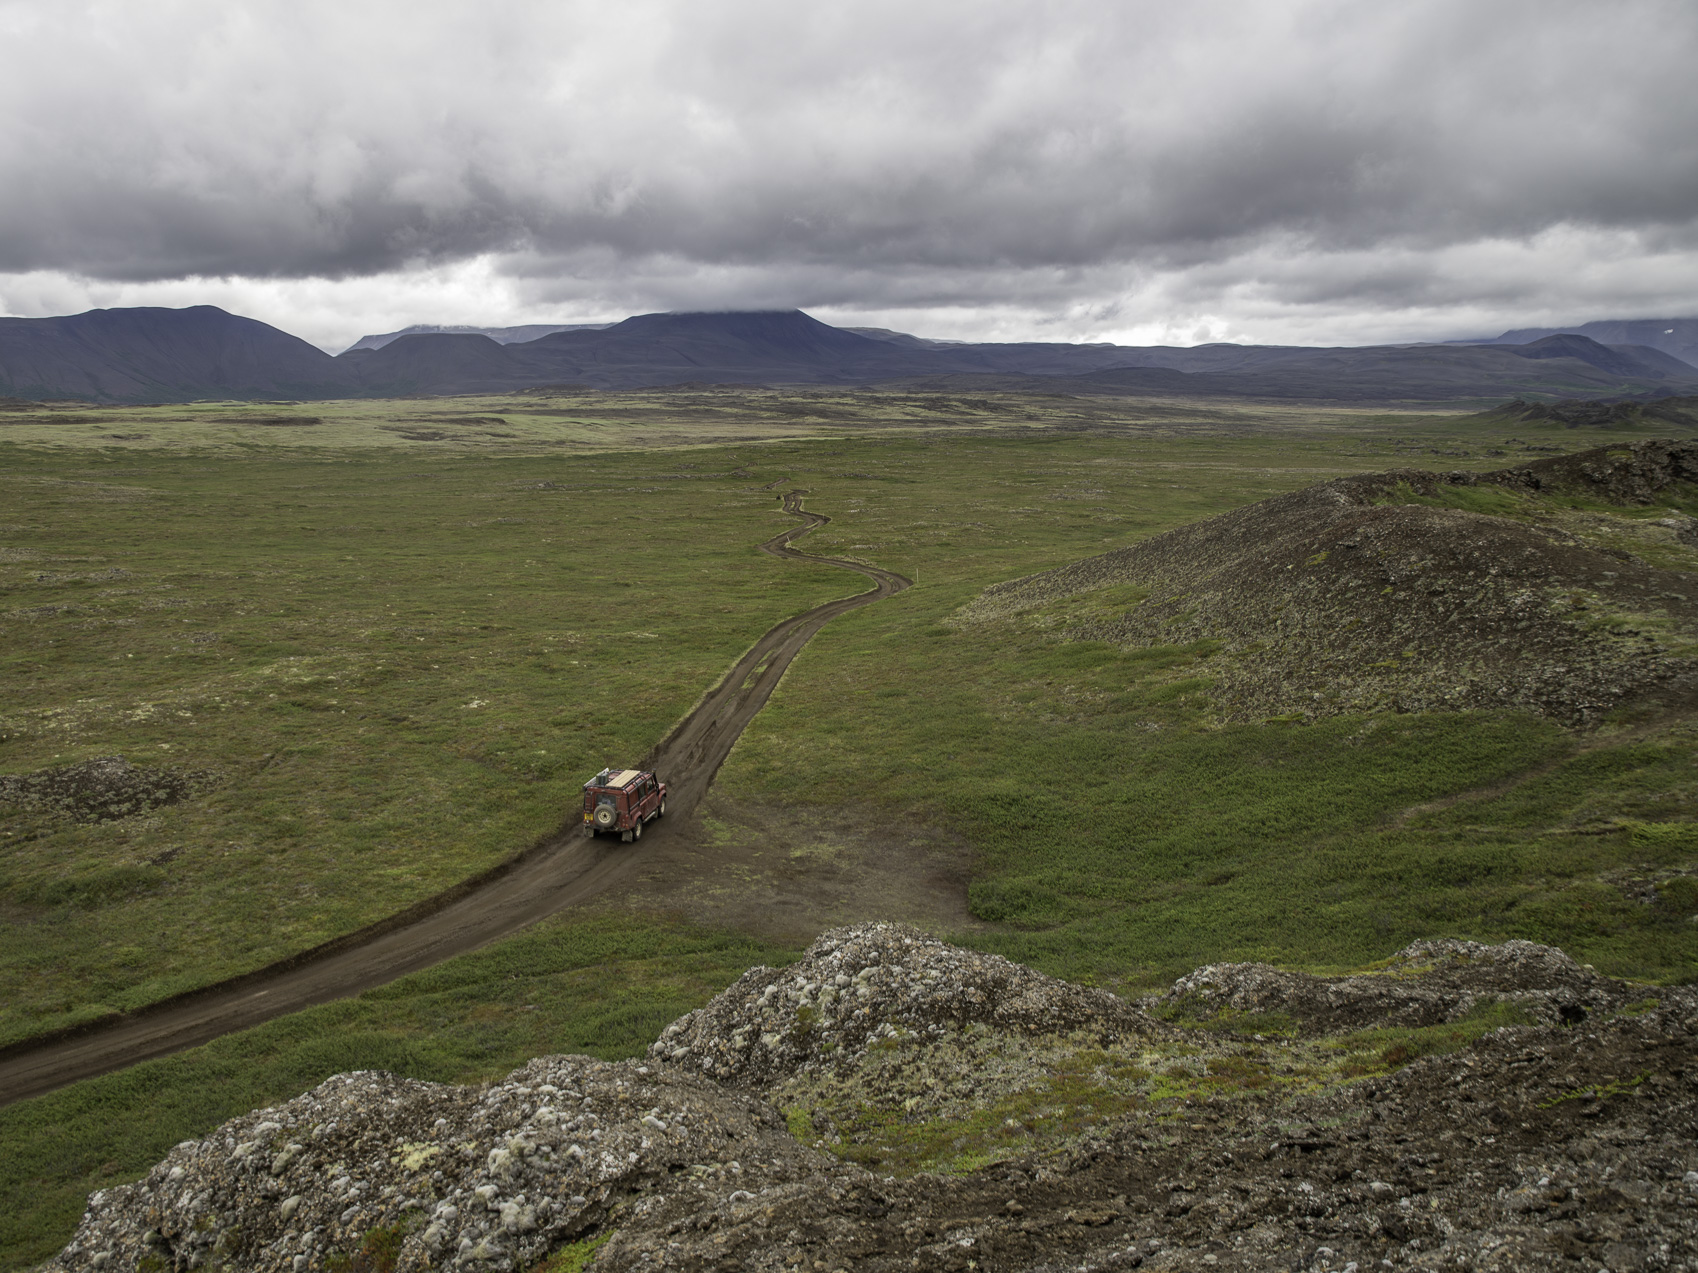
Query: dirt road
[[0, 492, 909, 1108]]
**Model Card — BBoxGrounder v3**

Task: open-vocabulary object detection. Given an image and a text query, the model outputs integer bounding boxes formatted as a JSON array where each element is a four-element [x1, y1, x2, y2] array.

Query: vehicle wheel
[[632, 819, 643, 841], [658, 798, 666, 817]]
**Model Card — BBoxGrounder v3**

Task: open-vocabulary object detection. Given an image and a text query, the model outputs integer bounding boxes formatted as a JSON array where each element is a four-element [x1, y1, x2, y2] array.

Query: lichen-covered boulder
[[650, 922, 1165, 1086], [47, 1055, 826, 1272], [1159, 937, 1636, 1033]]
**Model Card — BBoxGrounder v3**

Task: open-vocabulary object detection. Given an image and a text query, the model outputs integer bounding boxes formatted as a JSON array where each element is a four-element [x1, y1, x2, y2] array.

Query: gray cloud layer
[[1, 0, 1695, 343]]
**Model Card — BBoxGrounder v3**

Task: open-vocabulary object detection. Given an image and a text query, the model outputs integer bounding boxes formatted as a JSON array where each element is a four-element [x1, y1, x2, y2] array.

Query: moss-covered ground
[[0, 439, 849, 1043], [713, 427, 1698, 986], [773, 997, 1543, 1179]]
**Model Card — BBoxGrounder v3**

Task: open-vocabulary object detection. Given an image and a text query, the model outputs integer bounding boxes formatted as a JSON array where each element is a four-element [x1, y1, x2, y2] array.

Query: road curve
[[0, 492, 909, 1108]]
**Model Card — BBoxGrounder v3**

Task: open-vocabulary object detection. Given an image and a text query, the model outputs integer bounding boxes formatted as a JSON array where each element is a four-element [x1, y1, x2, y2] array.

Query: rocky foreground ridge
[[46, 924, 1698, 1272]]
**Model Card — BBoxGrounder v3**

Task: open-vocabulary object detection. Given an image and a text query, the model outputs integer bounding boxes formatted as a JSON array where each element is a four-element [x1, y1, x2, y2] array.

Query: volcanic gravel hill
[[957, 440, 1698, 725]]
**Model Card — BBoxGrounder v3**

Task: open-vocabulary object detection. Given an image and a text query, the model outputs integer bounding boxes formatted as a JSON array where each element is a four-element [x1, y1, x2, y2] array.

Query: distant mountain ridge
[[1481, 317, 1698, 370], [0, 306, 345, 403], [3, 304, 1696, 405], [343, 322, 613, 353]]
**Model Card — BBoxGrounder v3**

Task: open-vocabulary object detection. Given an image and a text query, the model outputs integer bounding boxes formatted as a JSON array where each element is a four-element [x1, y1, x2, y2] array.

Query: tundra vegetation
[[1, 390, 1695, 1268]]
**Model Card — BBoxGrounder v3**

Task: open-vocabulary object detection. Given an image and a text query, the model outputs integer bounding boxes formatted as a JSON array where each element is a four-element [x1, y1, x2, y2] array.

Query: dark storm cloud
[[0, 0, 1695, 336]]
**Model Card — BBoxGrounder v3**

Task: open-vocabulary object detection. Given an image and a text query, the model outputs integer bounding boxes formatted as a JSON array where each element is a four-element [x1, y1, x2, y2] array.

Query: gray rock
[[46, 1055, 826, 1272], [1158, 937, 1637, 1032], [42, 925, 1698, 1272], [651, 921, 1167, 1086]]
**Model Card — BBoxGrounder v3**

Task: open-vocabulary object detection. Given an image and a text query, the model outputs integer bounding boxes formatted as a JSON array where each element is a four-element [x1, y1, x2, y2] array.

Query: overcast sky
[[1, 0, 1695, 352]]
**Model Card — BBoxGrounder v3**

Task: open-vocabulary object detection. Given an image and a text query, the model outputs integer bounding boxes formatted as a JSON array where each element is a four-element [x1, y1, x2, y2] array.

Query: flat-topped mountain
[[4, 305, 1696, 403], [343, 322, 610, 352], [510, 308, 949, 382]]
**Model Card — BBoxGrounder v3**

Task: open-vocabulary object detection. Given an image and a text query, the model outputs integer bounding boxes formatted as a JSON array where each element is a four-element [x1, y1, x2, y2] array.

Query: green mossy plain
[[2, 398, 1695, 1269], [0, 439, 850, 1043], [716, 426, 1698, 986]]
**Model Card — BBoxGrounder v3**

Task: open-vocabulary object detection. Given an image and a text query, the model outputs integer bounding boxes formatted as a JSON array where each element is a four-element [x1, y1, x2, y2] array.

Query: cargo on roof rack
[[580, 767, 667, 843]]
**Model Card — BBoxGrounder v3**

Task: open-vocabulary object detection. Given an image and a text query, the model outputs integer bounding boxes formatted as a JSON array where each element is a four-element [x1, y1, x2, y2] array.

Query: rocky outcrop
[[51, 1055, 825, 1273], [597, 999, 1698, 1272], [43, 924, 1698, 1272], [1161, 938, 1637, 1034], [1477, 395, 1698, 431], [651, 923, 1164, 1087], [1482, 437, 1698, 504]]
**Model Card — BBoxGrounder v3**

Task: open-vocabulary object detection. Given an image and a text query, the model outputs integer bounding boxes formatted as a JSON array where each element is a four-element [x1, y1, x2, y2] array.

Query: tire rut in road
[[0, 492, 909, 1108]]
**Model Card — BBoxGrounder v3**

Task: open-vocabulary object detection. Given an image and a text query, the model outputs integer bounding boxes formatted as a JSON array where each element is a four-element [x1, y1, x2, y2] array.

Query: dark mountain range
[[1498, 332, 1697, 378], [885, 333, 1698, 402], [516, 309, 947, 381], [347, 333, 524, 396], [0, 306, 344, 402], [1483, 316, 1698, 369], [343, 322, 612, 352], [3, 304, 1696, 404]]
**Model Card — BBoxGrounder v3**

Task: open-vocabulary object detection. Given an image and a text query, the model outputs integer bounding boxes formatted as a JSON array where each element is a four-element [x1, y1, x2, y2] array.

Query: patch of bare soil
[[208, 415, 323, 427], [379, 426, 451, 440], [614, 794, 981, 942], [958, 440, 1698, 725], [0, 413, 109, 426], [380, 417, 518, 439], [0, 754, 219, 822]]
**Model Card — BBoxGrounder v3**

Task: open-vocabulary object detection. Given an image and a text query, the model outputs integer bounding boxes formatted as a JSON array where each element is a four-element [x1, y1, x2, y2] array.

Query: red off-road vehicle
[[581, 767, 667, 842]]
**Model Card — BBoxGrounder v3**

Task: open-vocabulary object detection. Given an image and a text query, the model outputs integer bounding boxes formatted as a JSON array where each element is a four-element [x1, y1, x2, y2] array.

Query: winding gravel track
[[0, 492, 909, 1108]]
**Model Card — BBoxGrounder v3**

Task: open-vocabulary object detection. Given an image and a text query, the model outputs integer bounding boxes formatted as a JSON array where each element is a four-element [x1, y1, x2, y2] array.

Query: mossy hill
[[1478, 395, 1698, 431], [955, 440, 1698, 725]]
